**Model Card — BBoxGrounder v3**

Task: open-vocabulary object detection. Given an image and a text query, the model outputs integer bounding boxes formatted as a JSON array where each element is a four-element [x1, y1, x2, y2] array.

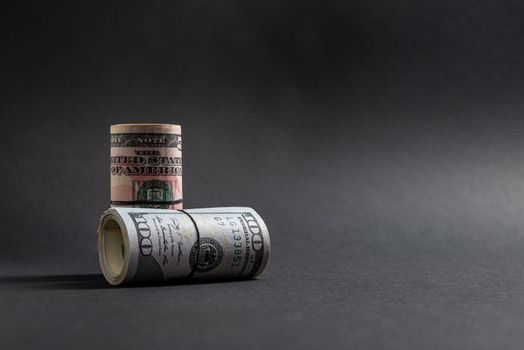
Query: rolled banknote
[[98, 207, 271, 285], [110, 123, 182, 209]]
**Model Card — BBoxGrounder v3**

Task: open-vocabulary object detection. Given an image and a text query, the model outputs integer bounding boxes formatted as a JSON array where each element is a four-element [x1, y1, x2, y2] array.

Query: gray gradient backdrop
[[2, 1, 524, 349]]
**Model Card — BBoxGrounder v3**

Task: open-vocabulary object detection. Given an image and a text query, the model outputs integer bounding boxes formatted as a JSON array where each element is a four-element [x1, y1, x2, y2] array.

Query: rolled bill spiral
[[98, 207, 271, 285]]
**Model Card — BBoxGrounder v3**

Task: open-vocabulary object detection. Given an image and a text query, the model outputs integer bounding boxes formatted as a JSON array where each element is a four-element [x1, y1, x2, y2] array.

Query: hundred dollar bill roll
[[110, 123, 182, 209], [98, 207, 270, 285]]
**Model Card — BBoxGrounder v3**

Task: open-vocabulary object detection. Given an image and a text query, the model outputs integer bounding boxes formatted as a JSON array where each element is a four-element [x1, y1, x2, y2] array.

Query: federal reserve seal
[[137, 180, 174, 208], [190, 237, 224, 273]]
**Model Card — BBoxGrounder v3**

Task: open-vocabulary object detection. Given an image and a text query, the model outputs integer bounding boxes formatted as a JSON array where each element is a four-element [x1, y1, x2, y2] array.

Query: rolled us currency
[[110, 123, 182, 209], [98, 207, 270, 285]]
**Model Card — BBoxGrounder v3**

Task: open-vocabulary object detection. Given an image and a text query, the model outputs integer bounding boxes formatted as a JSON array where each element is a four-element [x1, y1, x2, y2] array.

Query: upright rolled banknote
[[110, 123, 182, 209], [98, 207, 270, 285]]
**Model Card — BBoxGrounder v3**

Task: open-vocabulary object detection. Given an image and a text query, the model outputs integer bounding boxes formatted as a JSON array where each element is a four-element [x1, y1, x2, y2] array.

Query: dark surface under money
[[2, 227, 524, 349]]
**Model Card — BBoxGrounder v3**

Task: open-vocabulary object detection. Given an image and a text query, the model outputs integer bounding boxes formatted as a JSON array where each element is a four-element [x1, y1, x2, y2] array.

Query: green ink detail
[[137, 180, 174, 209]]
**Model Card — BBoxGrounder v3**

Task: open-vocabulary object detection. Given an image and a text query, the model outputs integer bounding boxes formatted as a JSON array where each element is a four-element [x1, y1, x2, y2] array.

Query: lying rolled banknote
[[98, 207, 270, 285], [110, 123, 182, 209]]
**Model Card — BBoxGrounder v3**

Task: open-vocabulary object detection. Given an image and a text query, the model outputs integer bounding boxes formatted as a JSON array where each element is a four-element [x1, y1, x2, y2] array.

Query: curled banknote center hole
[[103, 219, 125, 278]]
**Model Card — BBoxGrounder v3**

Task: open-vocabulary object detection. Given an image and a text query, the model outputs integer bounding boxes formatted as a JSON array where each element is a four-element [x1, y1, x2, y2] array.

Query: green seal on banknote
[[137, 180, 174, 208]]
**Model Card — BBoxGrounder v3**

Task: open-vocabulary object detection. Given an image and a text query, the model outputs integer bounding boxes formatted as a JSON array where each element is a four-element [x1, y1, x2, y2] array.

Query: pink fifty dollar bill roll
[[110, 124, 182, 209]]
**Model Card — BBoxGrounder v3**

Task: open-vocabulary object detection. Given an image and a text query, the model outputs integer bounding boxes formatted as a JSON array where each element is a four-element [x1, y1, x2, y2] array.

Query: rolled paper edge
[[110, 123, 181, 134], [97, 209, 132, 286]]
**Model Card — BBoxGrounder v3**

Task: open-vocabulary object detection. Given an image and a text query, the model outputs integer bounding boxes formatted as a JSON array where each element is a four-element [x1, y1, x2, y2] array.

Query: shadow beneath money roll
[[0, 273, 110, 290], [0, 273, 260, 290], [120, 277, 259, 289]]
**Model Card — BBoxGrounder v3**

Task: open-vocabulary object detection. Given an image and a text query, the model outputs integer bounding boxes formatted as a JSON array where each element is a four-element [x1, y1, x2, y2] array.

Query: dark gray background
[[2, 1, 524, 349]]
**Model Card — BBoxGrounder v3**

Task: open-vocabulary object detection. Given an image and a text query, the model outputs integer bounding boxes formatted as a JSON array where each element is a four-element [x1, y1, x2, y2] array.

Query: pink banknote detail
[[110, 127, 182, 209]]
